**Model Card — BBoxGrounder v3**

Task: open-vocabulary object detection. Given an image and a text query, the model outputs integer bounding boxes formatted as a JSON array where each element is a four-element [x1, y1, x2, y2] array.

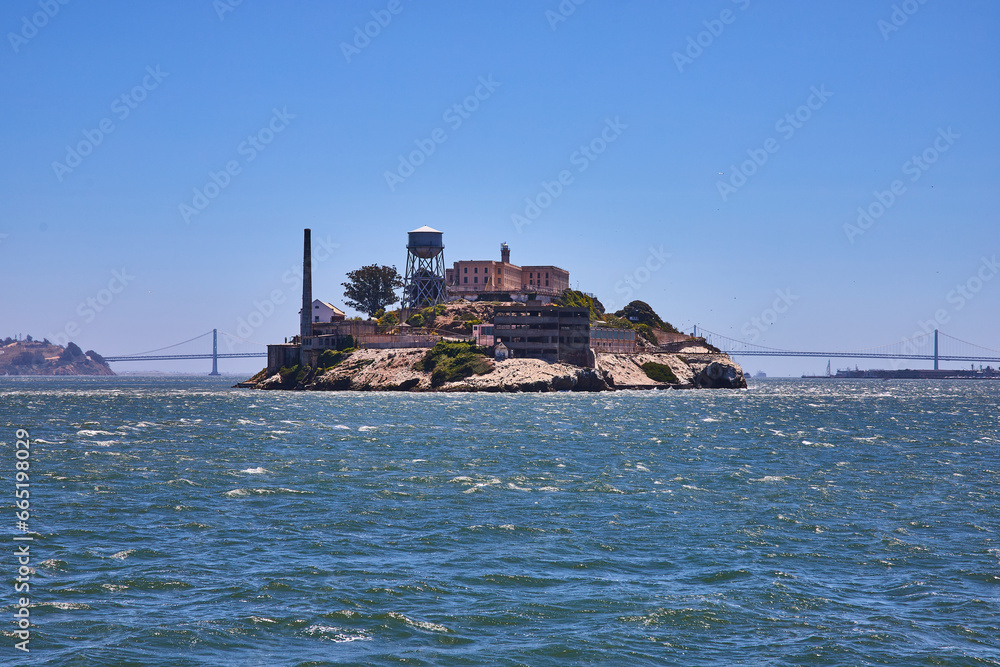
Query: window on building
[[464, 277, 468, 283], [484, 267, 488, 273], [474, 277, 478, 283], [464, 267, 468, 273], [314, 316, 319, 322], [474, 267, 478, 273], [546, 280, 549, 286]]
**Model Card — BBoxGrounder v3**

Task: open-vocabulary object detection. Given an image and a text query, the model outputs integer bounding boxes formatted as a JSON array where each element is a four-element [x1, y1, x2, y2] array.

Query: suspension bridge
[[102, 327, 1000, 375], [694, 327, 1000, 368], [103, 330, 266, 375]]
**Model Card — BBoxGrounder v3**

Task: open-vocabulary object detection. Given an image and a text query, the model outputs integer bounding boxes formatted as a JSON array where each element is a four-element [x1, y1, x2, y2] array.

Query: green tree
[[378, 311, 399, 330], [342, 265, 403, 317], [614, 300, 679, 333]]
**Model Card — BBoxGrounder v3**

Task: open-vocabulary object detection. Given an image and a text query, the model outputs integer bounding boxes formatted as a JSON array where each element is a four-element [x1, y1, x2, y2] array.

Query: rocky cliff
[[243, 346, 745, 392], [0, 340, 115, 376]]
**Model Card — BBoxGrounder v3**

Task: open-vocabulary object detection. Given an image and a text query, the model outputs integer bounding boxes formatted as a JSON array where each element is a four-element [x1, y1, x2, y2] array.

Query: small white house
[[494, 341, 509, 361], [309, 299, 345, 323]]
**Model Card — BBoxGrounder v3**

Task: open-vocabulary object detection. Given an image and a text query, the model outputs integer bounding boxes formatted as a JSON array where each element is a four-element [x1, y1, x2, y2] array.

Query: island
[[239, 229, 746, 393], [239, 298, 745, 393], [0, 338, 115, 376]]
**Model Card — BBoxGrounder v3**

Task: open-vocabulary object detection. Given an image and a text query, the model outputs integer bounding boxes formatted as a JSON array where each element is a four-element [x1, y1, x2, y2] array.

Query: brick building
[[446, 243, 569, 297]]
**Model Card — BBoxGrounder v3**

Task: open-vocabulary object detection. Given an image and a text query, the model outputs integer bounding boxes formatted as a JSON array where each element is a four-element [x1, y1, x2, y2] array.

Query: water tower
[[403, 226, 446, 309]]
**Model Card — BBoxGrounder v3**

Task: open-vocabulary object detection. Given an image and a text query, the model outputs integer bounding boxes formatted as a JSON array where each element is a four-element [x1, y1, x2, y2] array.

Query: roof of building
[[409, 225, 442, 234], [313, 299, 345, 315]]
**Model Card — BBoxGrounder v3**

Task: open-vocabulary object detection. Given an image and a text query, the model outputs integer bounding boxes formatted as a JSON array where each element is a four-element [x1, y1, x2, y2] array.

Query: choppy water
[[2, 376, 999, 666]]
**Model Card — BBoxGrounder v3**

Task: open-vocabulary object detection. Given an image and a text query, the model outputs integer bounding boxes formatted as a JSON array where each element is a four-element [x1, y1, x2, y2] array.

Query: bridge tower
[[934, 329, 939, 370], [210, 329, 220, 375]]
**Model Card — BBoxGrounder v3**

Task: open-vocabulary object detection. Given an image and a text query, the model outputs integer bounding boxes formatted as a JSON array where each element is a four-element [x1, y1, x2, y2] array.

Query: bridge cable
[[116, 331, 214, 357], [698, 327, 938, 356], [937, 332, 1000, 355], [218, 330, 269, 347]]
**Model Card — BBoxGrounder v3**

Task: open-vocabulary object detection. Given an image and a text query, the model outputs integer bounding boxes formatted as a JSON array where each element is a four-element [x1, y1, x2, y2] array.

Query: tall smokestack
[[301, 228, 312, 345]]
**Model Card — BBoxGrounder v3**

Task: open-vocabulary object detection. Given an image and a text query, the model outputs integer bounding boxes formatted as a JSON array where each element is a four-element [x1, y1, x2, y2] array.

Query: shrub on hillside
[[414, 341, 493, 387], [641, 361, 678, 384], [614, 300, 679, 334], [555, 289, 605, 319], [600, 314, 634, 330], [318, 349, 349, 369], [635, 323, 658, 345]]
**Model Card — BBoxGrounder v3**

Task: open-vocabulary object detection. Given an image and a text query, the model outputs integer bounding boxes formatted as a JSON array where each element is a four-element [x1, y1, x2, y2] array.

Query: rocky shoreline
[[240, 347, 746, 392]]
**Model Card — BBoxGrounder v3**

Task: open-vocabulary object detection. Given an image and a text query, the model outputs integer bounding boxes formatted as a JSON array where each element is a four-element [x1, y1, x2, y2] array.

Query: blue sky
[[2, 0, 998, 376]]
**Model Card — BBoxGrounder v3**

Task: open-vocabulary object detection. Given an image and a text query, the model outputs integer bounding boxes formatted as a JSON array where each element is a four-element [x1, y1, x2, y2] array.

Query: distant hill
[[0, 338, 115, 376]]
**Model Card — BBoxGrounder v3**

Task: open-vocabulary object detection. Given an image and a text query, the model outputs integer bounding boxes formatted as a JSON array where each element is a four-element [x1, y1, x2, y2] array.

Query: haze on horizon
[[2, 0, 997, 377]]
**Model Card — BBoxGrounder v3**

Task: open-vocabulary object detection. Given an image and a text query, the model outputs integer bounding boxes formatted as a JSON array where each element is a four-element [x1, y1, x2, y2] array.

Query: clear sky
[[2, 0, 998, 376]]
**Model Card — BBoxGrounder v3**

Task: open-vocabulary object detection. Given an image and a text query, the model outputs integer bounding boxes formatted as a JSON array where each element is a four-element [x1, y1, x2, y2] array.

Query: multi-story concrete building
[[446, 243, 569, 297], [492, 305, 591, 366]]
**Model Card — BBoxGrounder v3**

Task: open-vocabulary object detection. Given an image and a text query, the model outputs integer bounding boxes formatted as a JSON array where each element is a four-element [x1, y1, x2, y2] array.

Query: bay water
[[2, 377, 998, 665]]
